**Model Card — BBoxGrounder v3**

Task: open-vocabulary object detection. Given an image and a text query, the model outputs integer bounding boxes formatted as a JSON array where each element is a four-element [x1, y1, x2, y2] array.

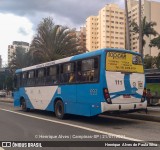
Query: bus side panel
[[23, 86, 58, 110], [14, 88, 34, 109], [14, 90, 21, 107], [65, 102, 91, 116], [17, 88, 34, 109], [76, 83, 102, 116], [45, 84, 99, 116], [45, 85, 76, 112]]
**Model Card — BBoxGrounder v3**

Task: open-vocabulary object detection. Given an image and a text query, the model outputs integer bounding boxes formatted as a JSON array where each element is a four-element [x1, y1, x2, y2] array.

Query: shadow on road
[[17, 109, 139, 128]]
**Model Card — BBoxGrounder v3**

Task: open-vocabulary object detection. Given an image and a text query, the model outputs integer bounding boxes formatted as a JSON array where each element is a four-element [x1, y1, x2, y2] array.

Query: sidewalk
[[0, 97, 13, 103], [148, 106, 160, 112]]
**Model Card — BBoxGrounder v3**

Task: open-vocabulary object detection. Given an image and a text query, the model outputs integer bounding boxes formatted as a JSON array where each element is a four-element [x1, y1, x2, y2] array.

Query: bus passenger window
[[77, 71, 83, 82], [22, 72, 28, 87], [78, 57, 99, 83], [36, 68, 45, 86], [60, 63, 75, 84], [69, 73, 75, 83], [46, 66, 59, 85], [27, 70, 35, 86]]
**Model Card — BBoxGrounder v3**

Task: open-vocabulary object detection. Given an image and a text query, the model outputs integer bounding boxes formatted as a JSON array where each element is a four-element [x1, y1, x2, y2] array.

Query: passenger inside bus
[[69, 73, 75, 83], [77, 71, 83, 82]]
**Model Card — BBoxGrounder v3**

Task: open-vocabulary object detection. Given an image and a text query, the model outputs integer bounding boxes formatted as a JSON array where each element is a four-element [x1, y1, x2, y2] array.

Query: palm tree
[[125, 0, 130, 50], [139, 0, 143, 55], [30, 17, 83, 63], [131, 16, 157, 56], [150, 35, 160, 49]]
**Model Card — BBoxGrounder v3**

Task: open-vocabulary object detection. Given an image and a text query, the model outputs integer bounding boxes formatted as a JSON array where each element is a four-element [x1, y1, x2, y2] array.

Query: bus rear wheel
[[21, 99, 30, 112], [55, 100, 65, 119]]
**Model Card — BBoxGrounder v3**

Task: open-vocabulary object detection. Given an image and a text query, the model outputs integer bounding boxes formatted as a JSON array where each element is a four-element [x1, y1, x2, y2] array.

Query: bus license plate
[[123, 94, 131, 98]]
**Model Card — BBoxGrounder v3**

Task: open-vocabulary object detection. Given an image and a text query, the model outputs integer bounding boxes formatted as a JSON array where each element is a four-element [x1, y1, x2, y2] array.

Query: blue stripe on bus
[[110, 74, 142, 99]]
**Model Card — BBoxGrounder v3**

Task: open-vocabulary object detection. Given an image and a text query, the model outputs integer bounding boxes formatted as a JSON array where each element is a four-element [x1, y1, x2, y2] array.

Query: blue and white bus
[[14, 48, 147, 119]]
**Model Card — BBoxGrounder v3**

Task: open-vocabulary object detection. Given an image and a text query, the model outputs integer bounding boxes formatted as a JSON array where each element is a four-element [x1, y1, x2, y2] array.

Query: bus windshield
[[106, 51, 144, 73]]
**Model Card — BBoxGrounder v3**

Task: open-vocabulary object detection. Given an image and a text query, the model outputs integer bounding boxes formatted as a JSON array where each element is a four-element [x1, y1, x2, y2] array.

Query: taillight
[[141, 88, 146, 102], [103, 88, 112, 104]]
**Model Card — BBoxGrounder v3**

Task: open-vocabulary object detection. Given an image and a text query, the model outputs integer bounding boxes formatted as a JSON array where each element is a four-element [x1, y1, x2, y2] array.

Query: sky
[[0, 0, 160, 66]]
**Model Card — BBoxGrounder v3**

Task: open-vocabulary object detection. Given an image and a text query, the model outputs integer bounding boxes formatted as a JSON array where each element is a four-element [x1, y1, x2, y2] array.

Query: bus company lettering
[[108, 52, 126, 60]]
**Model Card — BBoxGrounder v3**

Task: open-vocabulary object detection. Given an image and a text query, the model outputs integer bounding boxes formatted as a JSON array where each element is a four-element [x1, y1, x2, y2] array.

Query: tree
[[30, 17, 83, 63], [0, 69, 13, 90], [150, 35, 160, 49], [154, 53, 160, 69], [125, 0, 130, 50], [143, 54, 160, 69], [139, 0, 143, 55], [144, 55, 154, 69], [9, 47, 30, 72], [131, 16, 157, 56]]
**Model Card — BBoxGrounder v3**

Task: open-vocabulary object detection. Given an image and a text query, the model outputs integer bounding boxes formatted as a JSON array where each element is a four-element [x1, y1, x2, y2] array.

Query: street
[[0, 101, 160, 150]]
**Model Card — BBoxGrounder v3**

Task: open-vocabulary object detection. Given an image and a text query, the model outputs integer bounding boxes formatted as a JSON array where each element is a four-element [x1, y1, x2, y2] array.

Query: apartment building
[[76, 27, 87, 52], [86, 4, 125, 51], [128, 0, 160, 56], [8, 41, 29, 64]]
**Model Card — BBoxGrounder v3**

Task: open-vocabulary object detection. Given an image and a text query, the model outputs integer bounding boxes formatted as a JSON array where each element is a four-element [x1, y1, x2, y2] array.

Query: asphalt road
[[0, 102, 160, 150]]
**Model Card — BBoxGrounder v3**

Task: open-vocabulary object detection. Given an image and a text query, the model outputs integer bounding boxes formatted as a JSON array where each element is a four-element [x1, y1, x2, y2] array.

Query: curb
[[0, 99, 13, 103], [147, 107, 160, 112]]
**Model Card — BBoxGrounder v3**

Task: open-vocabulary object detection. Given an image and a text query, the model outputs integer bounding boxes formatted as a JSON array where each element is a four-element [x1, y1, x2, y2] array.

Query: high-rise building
[[8, 41, 29, 64], [0, 55, 2, 68], [86, 4, 125, 51], [128, 0, 160, 56], [76, 27, 86, 52]]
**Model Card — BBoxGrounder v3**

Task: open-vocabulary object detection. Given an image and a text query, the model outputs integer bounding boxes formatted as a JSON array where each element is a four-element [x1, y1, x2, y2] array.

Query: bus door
[[106, 51, 145, 104], [13, 74, 21, 106], [60, 62, 77, 104], [76, 57, 100, 115]]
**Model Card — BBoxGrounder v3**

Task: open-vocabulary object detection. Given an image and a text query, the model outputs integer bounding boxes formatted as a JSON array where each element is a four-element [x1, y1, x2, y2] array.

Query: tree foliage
[[150, 35, 160, 49], [131, 16, 157, 54], [8, 47, 30, 72], [143, 54, 160, 69], [30, 17, 84, 63]]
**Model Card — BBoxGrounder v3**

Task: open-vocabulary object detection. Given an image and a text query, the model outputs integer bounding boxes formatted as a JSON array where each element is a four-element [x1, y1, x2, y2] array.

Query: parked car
[[0, 90, 6, 97]]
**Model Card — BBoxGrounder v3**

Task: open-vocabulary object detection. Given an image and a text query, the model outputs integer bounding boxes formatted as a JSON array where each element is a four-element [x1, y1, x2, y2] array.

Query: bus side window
[[93, 57, 99, 81], [79, 57, 99, 83], [77, 61, 83, 82], [14, 74, 21, 89], [36, 68, 45, 86], [22, 72, 28, 87], [60, 63, 75, 84], [46, 65, 59, 85], [27, 70, 35, 86]]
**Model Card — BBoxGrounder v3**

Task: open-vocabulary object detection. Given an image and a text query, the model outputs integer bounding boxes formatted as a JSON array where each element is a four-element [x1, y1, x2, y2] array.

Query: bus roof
[[15, 48, 141, 73]]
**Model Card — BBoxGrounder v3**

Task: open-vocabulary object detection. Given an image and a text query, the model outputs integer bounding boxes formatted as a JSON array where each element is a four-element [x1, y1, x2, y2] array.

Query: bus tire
[[55, 100, 65, 119], [21, 99, 30, 112]]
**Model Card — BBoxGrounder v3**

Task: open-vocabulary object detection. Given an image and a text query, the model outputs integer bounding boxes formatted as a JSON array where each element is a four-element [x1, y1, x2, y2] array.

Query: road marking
[[0, 108, 142, 142]]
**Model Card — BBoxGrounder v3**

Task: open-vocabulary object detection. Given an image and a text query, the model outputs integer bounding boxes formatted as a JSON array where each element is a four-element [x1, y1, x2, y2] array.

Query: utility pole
[[125, 0, 131, 50], [139, 0, 143, 56]]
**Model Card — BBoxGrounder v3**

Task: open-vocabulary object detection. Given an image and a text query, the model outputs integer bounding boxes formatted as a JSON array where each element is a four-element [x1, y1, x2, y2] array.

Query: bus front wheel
[[21, 99, 30, 112], [55, 100, 65, 119]]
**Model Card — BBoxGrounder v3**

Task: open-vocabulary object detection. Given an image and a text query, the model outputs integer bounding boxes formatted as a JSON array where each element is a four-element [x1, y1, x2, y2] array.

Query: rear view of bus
[[102, 50, 147, 113]]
